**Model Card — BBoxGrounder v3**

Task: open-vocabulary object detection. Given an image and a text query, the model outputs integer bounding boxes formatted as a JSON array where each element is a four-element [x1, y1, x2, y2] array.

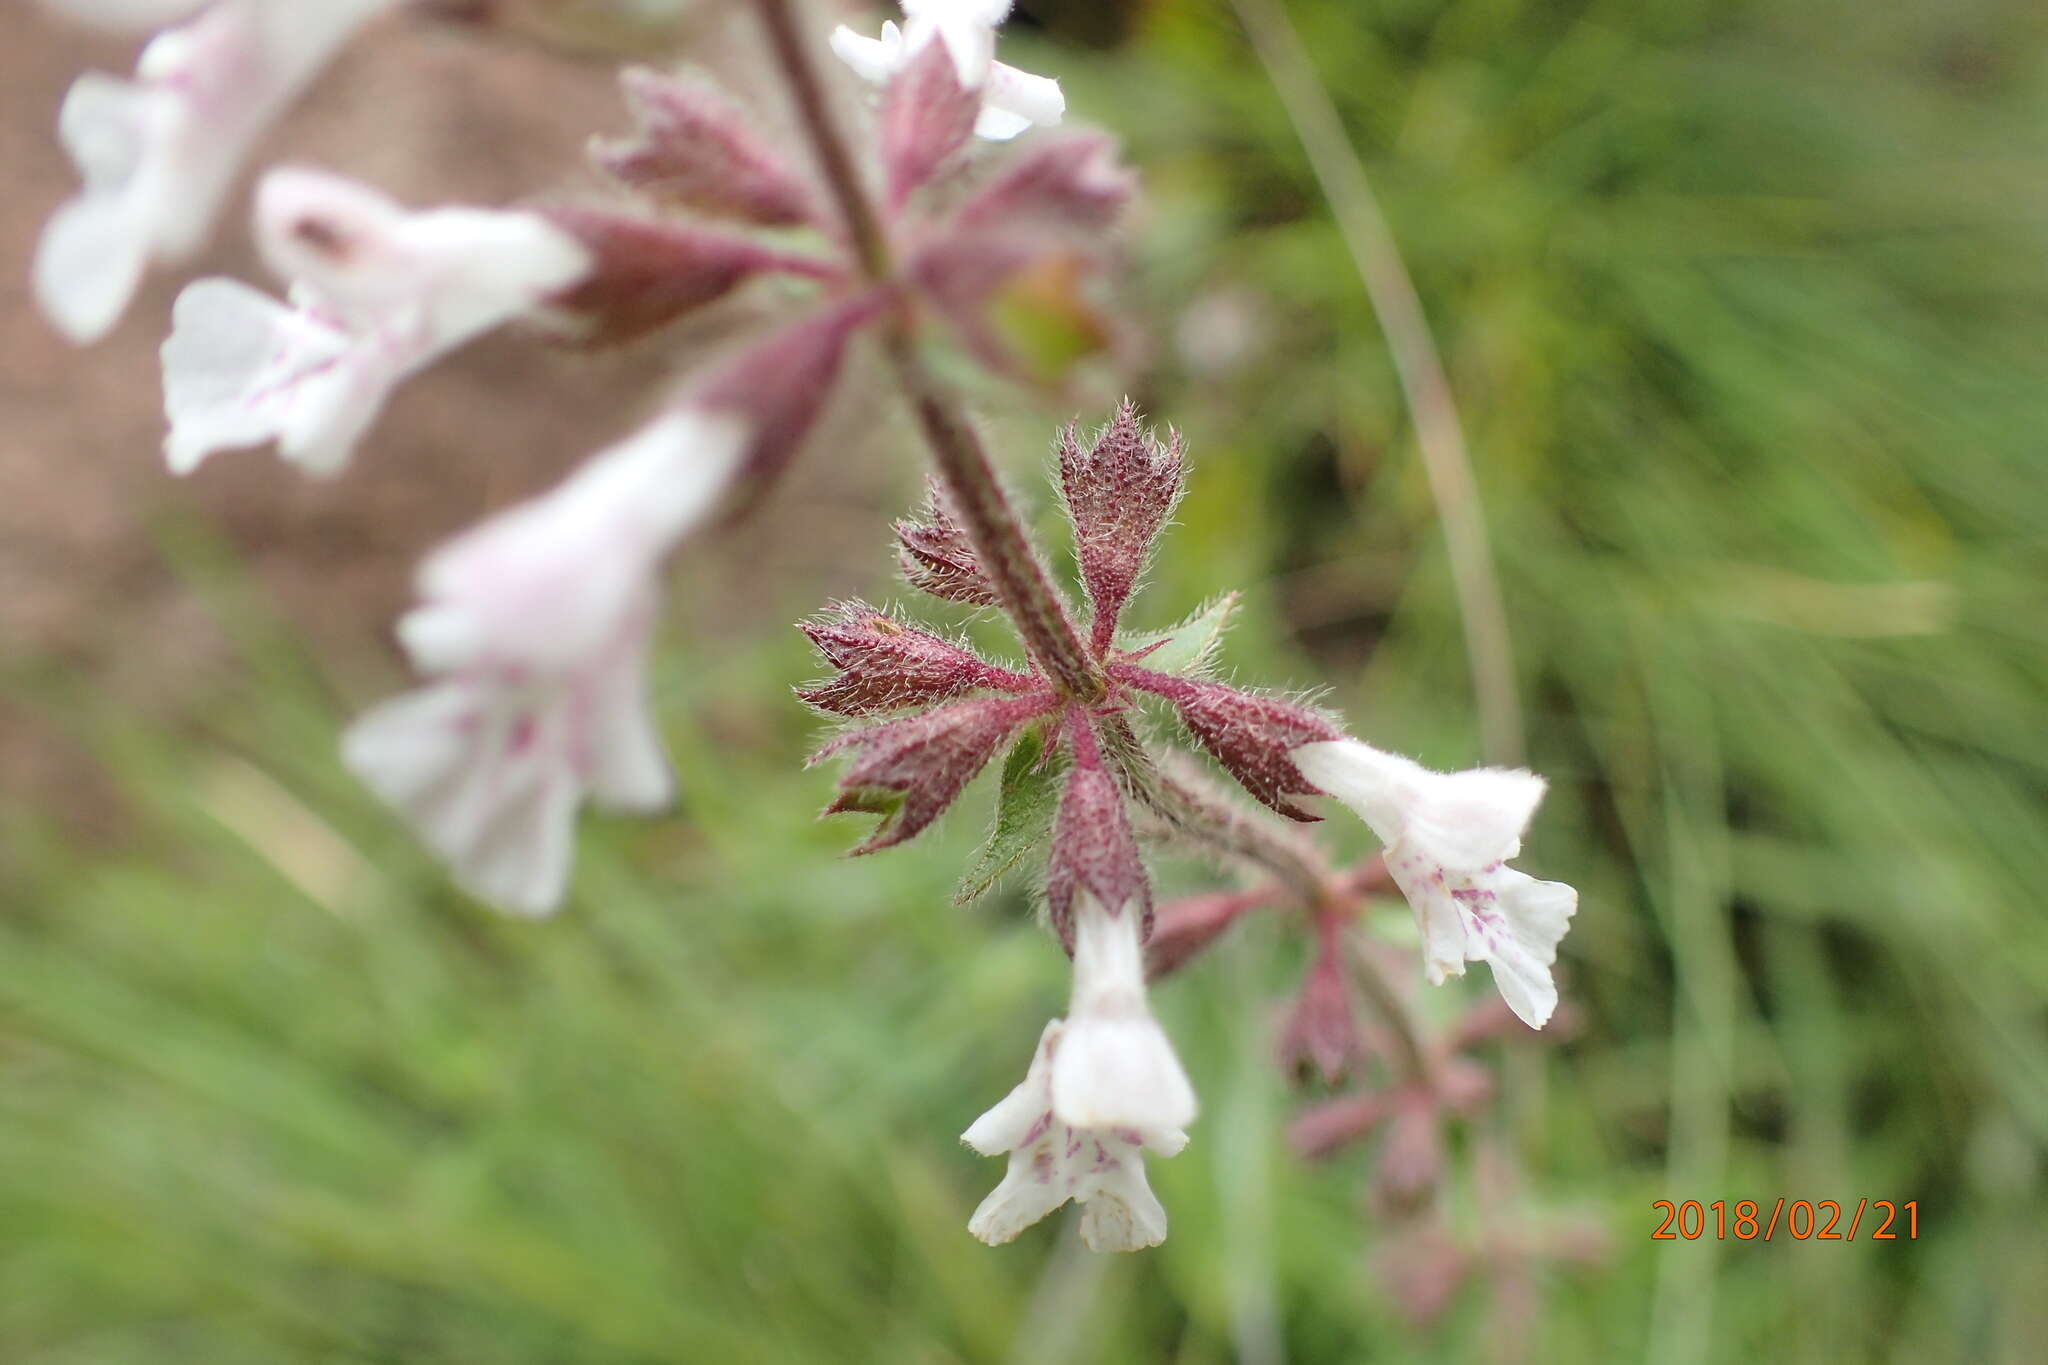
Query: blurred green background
[[4, 0, 2047, 1360]]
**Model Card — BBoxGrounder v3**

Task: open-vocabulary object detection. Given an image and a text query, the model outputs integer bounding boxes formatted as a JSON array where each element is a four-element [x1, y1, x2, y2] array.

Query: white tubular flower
[[829, 1, 1064, 142], [1049, 892, 1197, 1134], [1292, 739, 1580, 1029], [963, 1021, 1188, 1253], [33, 0, 399, 343], [342, 410, 747, 916], [161, 168, 591, 477]]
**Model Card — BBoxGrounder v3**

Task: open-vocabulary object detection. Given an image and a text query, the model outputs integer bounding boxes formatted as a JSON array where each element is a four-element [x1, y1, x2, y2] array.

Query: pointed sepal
[[881, 36, 981, 209], [540, 207, 835, 346], [796, 600, 1039, 716], [694, 291, 889, 511], [1114, 667, 1341, 821], [592, 67, 820, 227], [812, 694, 1055, 853], [895, 480, 999, 605], [951, 133, 1136, 239], [1061, 402, 1185, 646], [1045, 714, 1151, 946]]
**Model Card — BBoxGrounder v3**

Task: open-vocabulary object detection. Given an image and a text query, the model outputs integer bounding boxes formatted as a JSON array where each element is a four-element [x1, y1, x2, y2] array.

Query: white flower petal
[[37, 0, 210, 31], [454, 747, 580, 917], [35, 185, 154, 345], [1291, 737, 1429, 844], [1398, 869, 1469, 987], [160, 277, 361, 475], [1405, 766, 1546, 871], [981, 61, 1063, 131], [1055, 896, 1198, 1132], [972, 105, 1033, 141], [962, 1019, 1059, 1155], [1467, 869, 1576, 1028], [967, 1161, 1070, 1246], [342, 680, 582, 917], [1051, 1014, 1197, 1133], [1078, 1169, 1168, 1253], [35, 1, 402, 342], [585, 630, 674, 814], [829, 23, 902, 83]]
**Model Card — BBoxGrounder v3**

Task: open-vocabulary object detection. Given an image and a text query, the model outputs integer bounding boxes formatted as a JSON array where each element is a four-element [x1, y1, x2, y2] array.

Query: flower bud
[[1277, 951, 1360, 1085]]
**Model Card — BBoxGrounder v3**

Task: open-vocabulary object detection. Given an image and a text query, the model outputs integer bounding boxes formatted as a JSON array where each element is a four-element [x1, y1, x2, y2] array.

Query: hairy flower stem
[[882, 331, 1106, 701], [752, 0, 1105, 703], [751, 0, 891, 279]]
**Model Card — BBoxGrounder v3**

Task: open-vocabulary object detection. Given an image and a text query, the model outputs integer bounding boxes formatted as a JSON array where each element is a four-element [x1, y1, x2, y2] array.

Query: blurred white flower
[[1292, 738, 1579, 1028], [37, 0, 210, 29], [1050, 891, 1197, 1133], [830, 1, 1063, 141], [342, 409, 748, 916], [161, 168, 591, 477], [963, 1020, 1187, 1253], [33, 0, 399, 343]]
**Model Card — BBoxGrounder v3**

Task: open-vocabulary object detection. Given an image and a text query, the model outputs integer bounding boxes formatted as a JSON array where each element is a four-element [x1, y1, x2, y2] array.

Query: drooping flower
[[161, 167, 591, 477], [1038, 714, 1196, 1134], [1292, 739, 1579, 1028], [963, 1019, 1187, 1252], [830, 0, 1063, 141], [33, 0, 399, 343], [1051, 889, 1198, 1133], [342, 409, 747, 916]]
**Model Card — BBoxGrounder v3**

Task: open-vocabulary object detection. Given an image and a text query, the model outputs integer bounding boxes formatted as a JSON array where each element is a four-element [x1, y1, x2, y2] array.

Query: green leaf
[[955, 723, 1066, 903], [1118, 592, 1239, 677]]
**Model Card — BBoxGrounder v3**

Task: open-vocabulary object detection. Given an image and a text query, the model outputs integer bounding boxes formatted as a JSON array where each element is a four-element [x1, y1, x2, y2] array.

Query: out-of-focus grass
[[5, 0, 2048, 1360]]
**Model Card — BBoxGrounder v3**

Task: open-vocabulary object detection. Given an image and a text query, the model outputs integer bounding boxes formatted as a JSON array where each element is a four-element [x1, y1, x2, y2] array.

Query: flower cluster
[[26, 0, 1586, 1270], [800, 404, 1579, 1244]]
